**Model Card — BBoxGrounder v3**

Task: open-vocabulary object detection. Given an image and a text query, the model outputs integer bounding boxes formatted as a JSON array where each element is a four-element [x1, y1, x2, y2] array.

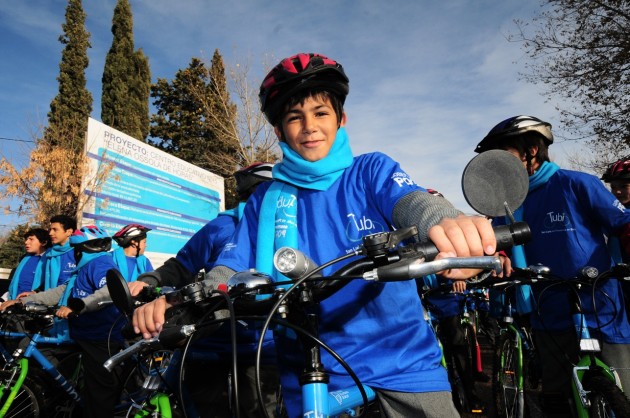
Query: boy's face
[[24, 235, 45, 255], [133, 238, 147, 255], [49, 222, 73, 246], [611, 180, 630, 207], [276, 95, 346, 162]]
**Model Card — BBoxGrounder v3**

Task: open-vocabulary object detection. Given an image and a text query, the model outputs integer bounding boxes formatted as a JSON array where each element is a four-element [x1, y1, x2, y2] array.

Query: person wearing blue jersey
[[134, 162, 278, 418], [133, 52, 498, 418], [56, 226, 126, 418], [475, 115, 630, 413], [111, 224, 154, 281], [43, 215, 77, 289], [2, 228, 51, 302], [0, 215, 77, 341]]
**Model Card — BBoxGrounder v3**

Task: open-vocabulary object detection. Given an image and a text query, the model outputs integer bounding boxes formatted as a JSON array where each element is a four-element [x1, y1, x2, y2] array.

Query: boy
[[475, 115, 630, 412], [44, 215, 77, 289], [133, 53, 497, 417], [3, 228, 51, 301], [21, 225, 125, 418], [111, 224, 154, 281]]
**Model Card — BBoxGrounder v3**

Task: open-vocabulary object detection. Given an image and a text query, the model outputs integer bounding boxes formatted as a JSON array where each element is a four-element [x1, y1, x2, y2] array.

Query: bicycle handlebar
[[103, 324, 196, 371]]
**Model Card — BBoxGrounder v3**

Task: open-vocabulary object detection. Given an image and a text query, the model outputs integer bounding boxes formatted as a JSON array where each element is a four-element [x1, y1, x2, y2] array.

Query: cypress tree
[[46, 0, 92, 151], [41, 0, 92, 219], [101, 0, 151, 140]]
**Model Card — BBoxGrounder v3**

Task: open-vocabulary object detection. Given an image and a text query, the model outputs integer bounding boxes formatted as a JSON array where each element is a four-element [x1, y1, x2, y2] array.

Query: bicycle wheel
[[0, 370, 45, 418], [492, 333, 526, 418], [582, 372, 630, 418]]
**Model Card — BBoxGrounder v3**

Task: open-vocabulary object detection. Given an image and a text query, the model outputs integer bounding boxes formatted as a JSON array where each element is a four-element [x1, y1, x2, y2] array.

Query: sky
[[0, 0, 586, 235]]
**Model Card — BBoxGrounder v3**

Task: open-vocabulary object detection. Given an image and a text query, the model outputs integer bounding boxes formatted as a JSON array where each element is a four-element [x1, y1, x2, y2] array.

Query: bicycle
[[0, 303, 81, 418], [420, 280, 491, 415], [499, 263, 630, 418], [489, 276, 539, 418], [107, 217, 528, 418], [0, 300, 164, 418]]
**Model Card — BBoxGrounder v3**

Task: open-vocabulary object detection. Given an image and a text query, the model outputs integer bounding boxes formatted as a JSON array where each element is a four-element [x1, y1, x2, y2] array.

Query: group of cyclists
[[1, 51, 630, 417]]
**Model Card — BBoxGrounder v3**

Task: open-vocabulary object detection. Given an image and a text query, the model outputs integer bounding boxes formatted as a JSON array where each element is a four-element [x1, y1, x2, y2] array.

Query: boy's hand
[[132, 296, 172, 339], [0, 299, 21, 312], [128, 281, 149, 297], [429, 215, 496, 279], [56, 306, 74, 319]]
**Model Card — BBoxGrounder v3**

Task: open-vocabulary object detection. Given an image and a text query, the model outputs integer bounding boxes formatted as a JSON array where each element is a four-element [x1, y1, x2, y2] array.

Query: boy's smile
[[276, 95, 346, 162]]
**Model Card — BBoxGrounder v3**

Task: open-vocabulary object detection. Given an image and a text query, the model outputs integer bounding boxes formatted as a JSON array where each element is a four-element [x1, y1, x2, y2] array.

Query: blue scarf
[[256, 181, 298, 282], [112, 247, 146, 282], [9, 255, 43, 299], [272, 127, 354, 191], [44, 242, 74, 289], [256, 127, 355, 280], [219, 202, 246, 220], [510, 161, 560, 314]]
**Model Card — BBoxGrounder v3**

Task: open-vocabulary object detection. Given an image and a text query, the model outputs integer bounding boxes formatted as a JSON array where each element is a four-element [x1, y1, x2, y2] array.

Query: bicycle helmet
[[475, 115, 553, 153], [259, 53, 349, 125], [234, 162, 274, 198], [602, 157, 630, 182], [69, 225, 112, 253], [113, 224, 151, 247]]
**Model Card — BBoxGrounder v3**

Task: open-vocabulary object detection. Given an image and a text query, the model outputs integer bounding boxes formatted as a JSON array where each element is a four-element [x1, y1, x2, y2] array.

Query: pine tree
[[41, 0, 92, 219], [101, 0, 151, 140], [46, 0, 92, 152], [150, 52, 279, 208], [0, 224, 30, 269], [149, 57, 216, 167]]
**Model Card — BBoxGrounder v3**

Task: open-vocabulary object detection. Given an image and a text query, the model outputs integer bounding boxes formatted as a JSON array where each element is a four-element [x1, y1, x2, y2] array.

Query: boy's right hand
[[132, 296, 172, 339], [0, 299, 21, 312]]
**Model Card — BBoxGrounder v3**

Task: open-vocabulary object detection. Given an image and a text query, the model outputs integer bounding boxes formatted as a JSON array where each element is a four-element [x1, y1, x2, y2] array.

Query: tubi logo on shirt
[[345, 212, 385, 242]]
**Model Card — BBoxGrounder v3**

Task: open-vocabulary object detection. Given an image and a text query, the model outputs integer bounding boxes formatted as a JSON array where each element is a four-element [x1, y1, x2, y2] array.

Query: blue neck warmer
[[508, 161, 560, 314], [9, 255, 43, 299], [272, 127, 354, 191], [256, 127, 354, 280], [44, 242, 74, 290], [112, 247, 146, 282], [219, 202, 246, 220]]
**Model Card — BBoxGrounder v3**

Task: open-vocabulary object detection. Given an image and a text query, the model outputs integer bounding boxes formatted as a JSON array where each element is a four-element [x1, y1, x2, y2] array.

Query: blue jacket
[[496, 168, 630, 342]]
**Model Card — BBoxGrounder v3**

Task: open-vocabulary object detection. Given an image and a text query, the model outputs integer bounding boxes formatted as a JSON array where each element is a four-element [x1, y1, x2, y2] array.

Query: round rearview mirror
[[461, 149, 529, 218], [106, 268, 134, 317]]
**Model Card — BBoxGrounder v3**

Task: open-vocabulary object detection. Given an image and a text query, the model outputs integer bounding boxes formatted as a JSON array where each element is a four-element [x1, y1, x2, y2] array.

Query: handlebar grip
[[157, 324, 196, 347], [405, 222, 531, 262]]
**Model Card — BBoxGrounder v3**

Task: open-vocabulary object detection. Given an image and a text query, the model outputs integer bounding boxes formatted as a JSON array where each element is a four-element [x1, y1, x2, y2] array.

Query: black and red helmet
[[234, 162, 274, 199], [113, 224, 151, 247], [602, 157, 630, 182], [475, 115, 553, 153], [259, 53, 349, 125]]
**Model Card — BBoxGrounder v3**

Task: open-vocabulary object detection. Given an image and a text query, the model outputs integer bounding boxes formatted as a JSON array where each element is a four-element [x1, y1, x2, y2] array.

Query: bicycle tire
[[0, 370, 45, 418], [492, 333, 527, 418], [582, 372, 630, 418]]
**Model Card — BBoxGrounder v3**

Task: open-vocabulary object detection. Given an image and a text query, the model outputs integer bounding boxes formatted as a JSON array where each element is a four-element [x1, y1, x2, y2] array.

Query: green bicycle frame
[[133, 392, 172, 418], [498, 323, 525, 418], [0, 358, 29, 418], [571, 355, 619, 418]]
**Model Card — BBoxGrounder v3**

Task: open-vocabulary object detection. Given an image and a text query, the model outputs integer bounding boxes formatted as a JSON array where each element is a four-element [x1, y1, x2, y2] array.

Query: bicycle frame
[[569, 293, 620, 418], [0, 332, 80, 417]]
